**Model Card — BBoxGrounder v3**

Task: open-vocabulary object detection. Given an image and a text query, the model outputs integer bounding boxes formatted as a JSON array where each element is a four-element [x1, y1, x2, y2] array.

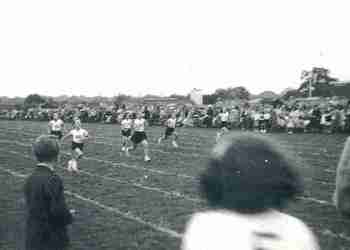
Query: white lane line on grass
[[0, 127, 335, 176], [0, 138, 335, 188], [0, 128, 343, 166], [0, 138, 197, 180], [1, 122, 346, 150], [0, 138, 336, 190], [13, 129, 344, 166], [0, 147, 203, 204], [0, 140, 337, 209], [297, 196, 332, 205], [1, 127, 207, 159], [1, 145, 335, 207], [0, 166, 183, 239]]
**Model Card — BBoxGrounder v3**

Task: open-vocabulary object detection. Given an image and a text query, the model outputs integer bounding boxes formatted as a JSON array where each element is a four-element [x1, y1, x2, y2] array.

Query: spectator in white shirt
[[182, 133, 319, 250]]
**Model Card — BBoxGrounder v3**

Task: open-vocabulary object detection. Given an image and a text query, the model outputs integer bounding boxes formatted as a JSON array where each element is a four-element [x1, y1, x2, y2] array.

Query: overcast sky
[[1, 0, 350, 97]]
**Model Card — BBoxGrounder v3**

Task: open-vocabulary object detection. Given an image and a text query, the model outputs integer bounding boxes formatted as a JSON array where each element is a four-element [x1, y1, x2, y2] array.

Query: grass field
[[1, 120, 350, 250]]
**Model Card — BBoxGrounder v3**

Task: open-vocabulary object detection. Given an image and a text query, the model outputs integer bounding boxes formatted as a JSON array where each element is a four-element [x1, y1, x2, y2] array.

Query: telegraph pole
[[309, 76, 313, 98]]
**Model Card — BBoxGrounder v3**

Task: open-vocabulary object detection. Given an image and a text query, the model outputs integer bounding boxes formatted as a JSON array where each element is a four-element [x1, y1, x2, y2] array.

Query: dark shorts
[[164, 127, 175, 139], [72, 142, 84, 151], [121, 129, 132, 137], [220, 121, 228, 129], [131, 131, 147, 144], [50, 131, 63, 139]]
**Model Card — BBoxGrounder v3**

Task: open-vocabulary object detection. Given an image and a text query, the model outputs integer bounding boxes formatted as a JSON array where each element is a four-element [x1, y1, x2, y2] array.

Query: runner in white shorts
[[62, 119, 89, 173]]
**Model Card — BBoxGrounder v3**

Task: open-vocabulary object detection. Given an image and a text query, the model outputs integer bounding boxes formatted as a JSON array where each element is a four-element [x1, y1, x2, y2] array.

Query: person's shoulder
[[186, 210, 242, 227], [278, 212, 319, 249]]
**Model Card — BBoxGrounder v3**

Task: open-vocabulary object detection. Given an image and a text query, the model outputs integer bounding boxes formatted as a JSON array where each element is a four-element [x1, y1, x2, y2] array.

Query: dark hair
[[33, 135, 60, 162], [200, 133, 303, 214]]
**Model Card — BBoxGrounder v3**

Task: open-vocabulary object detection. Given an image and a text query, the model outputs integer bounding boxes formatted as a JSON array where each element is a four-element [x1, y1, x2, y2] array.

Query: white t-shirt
[[219, 112, 229, 122], [133, 118, 146, 132], [121, 119, 132, 130], [181, 210, 319, 250], [166, 118, 177, 128], [264, 113, 271, 120], [49, 119, 64, 131], [70, 128, 88, 143], [254, 113, 261, 121]]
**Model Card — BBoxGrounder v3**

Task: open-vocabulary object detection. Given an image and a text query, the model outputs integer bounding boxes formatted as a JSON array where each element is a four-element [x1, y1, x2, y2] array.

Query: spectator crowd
[[1, 97, 350, 134]]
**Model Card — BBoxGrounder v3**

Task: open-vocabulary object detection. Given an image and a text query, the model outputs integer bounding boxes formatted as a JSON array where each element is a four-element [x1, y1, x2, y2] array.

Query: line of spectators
[[2, 99, 350, 133]]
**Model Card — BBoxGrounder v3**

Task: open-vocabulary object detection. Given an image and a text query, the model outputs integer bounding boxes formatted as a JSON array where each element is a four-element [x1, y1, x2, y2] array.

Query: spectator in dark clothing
[[143, 106, 151, 121], [24, 135, 73, 250], [310, 106, 322, 132], [205, 105, 214, 128]]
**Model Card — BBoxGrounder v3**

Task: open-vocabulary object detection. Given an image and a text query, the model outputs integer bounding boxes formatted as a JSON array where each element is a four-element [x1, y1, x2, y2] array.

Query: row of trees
[[1, 67, 346, 110], [203, 86, 251, 104]]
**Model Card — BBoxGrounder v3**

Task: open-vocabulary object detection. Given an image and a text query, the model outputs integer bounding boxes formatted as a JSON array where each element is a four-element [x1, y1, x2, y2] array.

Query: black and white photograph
[[1, 0, 350, 249]]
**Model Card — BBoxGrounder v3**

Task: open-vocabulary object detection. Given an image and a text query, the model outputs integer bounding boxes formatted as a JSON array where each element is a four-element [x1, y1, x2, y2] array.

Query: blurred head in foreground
[[33, 135, 60, 163], [200, 133, 303, 214]]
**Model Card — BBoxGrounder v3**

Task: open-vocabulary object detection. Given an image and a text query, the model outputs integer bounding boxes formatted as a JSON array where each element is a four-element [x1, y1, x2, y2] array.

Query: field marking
[[0, 128, 341, 171], [0, 166, 183, 239], [0, 138, 335, 188], [8, 132, 338, 181], [0, 138, 197, 180], [3, 124, 344, 155], [1, 120, 347, 151], [1, 127, 350, 242], [2, 128, 209, 158], [0, 139, 337, 208], [0, 128, 208, 159], [297, 196, 332, 205], [0, 148, 203, 204], [1, 124, 345, 162], [91, 125, 348, 148]]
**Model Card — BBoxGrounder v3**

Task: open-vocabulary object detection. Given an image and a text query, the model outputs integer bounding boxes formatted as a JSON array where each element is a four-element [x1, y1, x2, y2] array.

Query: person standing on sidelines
[[48, 113, 65, 140], [62, 119, 89, 173], [158, 113, 179, 148], [127, 112, 151, 162], [182, 133, 319, 250], [24, 135, 74, 250], [121, 113, 133, 153]]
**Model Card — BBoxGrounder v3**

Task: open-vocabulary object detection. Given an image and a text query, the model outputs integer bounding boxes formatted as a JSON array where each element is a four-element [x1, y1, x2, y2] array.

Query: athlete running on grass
[[158, 113, 178, 148], [126, 112, 151, 162], [121, 113, 133, 153], [48, 113, 65, 140], [216, 108, 229, 143], [62, 119, 89, 173]]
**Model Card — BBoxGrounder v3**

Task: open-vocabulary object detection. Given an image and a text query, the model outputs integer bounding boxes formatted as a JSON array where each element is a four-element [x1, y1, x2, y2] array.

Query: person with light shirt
[[216, 108, 229, 142], [62, 119, 89, 173], [158, 113, 179, 148], [182, 133, 319, 250], [120, 113, 133, 153], [48, 113, 65, 140], [127, 112, 151, 162]]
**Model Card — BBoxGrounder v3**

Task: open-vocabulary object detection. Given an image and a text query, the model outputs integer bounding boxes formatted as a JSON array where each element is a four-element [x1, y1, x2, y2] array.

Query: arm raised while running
[[61, 131, 72, 142]]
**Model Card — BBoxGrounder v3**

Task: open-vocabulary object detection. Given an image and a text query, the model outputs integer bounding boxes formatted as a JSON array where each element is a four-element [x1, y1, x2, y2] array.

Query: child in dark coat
[[24, 135, 73, 250]]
